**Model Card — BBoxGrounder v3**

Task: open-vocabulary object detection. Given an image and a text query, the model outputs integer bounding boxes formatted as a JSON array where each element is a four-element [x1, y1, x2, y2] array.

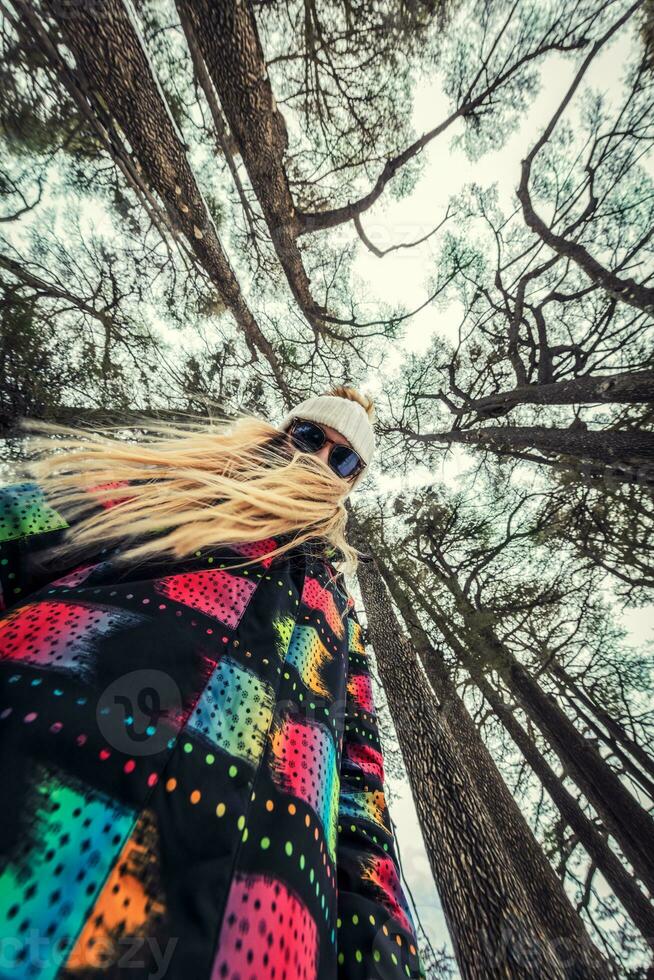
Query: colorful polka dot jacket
[[0, 482, 425, 980]]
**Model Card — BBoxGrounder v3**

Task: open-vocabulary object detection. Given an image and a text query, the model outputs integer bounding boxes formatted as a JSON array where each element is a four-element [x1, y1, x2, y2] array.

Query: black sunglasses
[[287, 418, 365, 480]]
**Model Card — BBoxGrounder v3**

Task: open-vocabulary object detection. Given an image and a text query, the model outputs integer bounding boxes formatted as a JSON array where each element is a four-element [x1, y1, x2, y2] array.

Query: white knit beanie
[[278, 394, 376, 491]]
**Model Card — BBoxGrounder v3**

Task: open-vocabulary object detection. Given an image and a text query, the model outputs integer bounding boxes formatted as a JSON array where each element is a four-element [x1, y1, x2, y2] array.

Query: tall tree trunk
[[454, 370, 654, 419], [550, 677, 654, 802], [398, 561, 654, 952], [419, 559, 654, 895], [548, 660, 654, 786], [173, 0, 256, 238], [420, 425, 654, 486], [475, 673, 654, 953], [504, 649, 654, 894], [178, 0, 327, 331], [346, 517, 583, 979], [375, 553, 612, 976], [29, 0, 291, 401]]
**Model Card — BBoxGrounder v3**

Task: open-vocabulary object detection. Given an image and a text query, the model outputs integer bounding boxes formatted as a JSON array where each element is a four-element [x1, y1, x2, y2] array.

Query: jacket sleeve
[[0, 481, 69, 612], [335, 596, 425, 979], [0, 479, 136, 613]]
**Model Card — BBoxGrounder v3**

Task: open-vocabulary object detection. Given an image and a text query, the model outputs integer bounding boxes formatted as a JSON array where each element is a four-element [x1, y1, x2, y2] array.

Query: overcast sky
[[1, 9, 650, 973], [344, 22, 651, 972]]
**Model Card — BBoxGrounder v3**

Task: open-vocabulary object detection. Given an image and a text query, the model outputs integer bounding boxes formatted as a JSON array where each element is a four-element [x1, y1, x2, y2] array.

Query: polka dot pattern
[[272, 612, 296, 660], [64, 808, 166, 970], [0, 765, 135, 976], [348, 616, 366, 655], [269, 712, 340, 862], [0, 479, 425, 979], [347, 670, 375, 714], [338, 787, 389, 834], [50, 562, 107, 588], [88, 479, 133, 510], [360, 853, 417, 935], [0, 482, 67, 544], [334, 602, 424, 977], [301, 575, 345, 640], [343, 741, 385, 783], [229, 537, 279, 570], [155, 569, 258, 629], [186, 656, 275, 766], [212, 872, 319, 980], [0, 599, 142, 678], [285, 624, 334, 697]]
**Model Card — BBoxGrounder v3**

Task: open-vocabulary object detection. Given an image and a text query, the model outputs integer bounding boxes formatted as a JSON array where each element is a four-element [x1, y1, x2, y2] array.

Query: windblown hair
[[21, 386, 375, 590]]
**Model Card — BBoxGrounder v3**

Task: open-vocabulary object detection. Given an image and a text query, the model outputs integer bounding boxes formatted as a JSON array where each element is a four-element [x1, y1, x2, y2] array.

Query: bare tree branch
[[517, 1, 654, 314]]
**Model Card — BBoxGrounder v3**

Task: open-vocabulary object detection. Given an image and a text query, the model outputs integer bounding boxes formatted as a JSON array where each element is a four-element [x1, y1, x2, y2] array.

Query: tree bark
[[396, 562, 654, 953], [178, 0, 327, 331], [418, 425, 654, 486], [346, 514, 582, 979], [475, 671, 654, 953], [417, 560, 654, 896], [32, 0, 292, 402], [504, 653, 654, 894], [447, 370, 654, 419], [376, 554, 612, 976], [173, 0, 256, 238]]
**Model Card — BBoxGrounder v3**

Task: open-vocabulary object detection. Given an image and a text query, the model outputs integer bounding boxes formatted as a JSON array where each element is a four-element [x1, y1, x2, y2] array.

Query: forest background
[[1, 0, 653, 976]]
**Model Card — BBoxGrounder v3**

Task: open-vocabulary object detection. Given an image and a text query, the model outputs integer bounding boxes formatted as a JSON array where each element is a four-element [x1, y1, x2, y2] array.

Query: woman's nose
[[316, 445, 331, 465]]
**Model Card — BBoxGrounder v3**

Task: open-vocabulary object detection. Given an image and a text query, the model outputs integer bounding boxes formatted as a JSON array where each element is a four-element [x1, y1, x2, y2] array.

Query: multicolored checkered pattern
[[0, 482, 424, 979]]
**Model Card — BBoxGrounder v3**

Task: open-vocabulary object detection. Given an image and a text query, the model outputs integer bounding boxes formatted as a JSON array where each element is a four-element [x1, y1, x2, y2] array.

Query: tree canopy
[[1, 0, 653, 975]]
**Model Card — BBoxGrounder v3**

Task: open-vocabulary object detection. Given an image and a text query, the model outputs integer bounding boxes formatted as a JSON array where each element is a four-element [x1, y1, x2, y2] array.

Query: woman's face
[[284, 422, 359, 482]]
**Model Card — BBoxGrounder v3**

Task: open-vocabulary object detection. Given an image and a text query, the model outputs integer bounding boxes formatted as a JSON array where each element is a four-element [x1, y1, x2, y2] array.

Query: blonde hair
[[20, 386, 375, 593]]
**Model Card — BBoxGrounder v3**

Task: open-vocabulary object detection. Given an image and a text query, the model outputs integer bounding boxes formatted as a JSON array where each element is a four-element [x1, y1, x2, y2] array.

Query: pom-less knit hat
[[278, 394, 376, 491]]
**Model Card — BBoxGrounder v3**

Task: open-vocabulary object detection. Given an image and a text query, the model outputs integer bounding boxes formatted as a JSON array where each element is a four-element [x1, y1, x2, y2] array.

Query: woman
[[0, 386, 424, 980]]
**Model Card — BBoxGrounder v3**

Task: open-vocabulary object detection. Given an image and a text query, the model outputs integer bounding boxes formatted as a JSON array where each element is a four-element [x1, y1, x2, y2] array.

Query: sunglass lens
[[330, 444, 361, 478], [290, 420, 324, 452]]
